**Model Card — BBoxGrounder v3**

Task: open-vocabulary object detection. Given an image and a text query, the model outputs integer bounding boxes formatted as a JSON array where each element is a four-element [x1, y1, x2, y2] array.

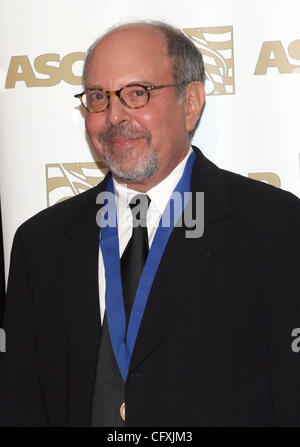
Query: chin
[[105, 154, 159, 184]]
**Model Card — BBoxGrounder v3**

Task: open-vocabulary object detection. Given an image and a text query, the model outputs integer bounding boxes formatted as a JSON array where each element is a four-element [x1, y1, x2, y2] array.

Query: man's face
[[85, 26, 190, 191]]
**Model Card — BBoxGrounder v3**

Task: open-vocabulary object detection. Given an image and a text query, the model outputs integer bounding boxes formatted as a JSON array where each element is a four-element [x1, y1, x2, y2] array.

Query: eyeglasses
[[74, 83, 184, 113]]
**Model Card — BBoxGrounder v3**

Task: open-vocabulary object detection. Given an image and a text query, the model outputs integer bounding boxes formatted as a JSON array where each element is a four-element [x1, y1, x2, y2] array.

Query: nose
[[105, 93, 130, 126]]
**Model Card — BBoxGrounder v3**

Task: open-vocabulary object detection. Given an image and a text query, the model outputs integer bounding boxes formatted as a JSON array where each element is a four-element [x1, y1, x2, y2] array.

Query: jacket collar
[[129, 145, 231, 373]]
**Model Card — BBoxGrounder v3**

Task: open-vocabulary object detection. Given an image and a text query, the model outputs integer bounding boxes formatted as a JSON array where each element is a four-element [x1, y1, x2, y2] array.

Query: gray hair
[[83, 20, 205, 141]]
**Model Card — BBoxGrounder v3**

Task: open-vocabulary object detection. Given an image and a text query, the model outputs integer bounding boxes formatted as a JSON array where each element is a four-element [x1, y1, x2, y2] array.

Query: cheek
[[85, 114, 105, 141], [137, 105, 173, 140], [137, 112, 159, 135], [143, 105, 184, 142]]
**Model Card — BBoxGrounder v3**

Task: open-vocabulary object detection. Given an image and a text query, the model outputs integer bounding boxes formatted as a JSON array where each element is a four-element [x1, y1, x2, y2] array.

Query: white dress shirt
[[98, 146, 193, 324]]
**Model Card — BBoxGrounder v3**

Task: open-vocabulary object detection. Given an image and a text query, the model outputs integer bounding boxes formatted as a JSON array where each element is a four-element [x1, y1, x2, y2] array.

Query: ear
[[183, 82, 205, 133]]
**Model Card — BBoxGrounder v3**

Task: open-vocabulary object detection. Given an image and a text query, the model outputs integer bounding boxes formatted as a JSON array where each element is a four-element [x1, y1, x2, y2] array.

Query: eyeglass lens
[[84, 85, 149, 112]]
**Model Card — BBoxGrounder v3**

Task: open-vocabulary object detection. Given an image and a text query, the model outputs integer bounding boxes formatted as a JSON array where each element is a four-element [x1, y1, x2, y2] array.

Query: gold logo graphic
[[248, 172, 281, 188], [183, 26, 235, 95], [46, 162, 107, 207], [6, 27, 235, 91], [5, 52, 85, 88], [254, 39, 300, 75], [46, 162, 282, 209]]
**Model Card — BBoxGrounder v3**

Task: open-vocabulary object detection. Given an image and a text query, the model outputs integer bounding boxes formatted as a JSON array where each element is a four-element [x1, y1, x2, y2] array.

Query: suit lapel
[[129, 147, 231, 373], [58, 176, 109, 378]]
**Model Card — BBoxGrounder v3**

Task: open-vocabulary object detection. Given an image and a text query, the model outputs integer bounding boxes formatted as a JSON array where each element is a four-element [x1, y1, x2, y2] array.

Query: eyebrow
[[86, 81, 153, 90]]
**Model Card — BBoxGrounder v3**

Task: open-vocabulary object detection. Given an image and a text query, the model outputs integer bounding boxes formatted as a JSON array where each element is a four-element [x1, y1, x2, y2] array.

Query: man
[[0, 20, 300, 427]]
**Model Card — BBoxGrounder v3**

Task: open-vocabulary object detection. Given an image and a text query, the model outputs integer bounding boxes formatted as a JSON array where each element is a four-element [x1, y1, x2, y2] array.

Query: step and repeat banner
[[0, 0, 299, 283]]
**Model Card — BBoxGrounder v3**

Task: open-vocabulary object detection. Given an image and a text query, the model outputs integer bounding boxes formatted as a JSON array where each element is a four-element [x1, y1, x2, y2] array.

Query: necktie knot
[[129, 194, 151, 227]]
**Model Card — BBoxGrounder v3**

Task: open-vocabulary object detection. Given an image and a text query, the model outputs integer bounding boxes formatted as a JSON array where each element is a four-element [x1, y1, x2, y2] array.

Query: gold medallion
[[120, 402, 125, 421]]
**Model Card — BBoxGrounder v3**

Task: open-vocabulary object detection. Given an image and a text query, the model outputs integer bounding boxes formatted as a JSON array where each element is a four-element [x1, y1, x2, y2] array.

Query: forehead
[[85, 27, 174, 88]]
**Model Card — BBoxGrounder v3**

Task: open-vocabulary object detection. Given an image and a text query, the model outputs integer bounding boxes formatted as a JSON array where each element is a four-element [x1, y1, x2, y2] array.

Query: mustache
[[97, 125, 151, 144]]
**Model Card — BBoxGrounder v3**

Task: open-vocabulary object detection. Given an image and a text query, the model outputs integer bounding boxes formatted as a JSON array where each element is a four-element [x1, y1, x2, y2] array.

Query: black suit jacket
[[0, 146, 300, 426]]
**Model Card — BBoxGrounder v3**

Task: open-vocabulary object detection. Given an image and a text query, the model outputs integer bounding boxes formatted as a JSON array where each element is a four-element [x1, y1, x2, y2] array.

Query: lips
[[109, 137, 141, 148]]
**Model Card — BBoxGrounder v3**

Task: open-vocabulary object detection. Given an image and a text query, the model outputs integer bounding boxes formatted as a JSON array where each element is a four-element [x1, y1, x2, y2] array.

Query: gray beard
[[101, 148, 159, 183], [97, 124, 158, 183]]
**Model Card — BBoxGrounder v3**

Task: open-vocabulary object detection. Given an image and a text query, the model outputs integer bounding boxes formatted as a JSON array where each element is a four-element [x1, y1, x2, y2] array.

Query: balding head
[[84, 23, 204, 99]]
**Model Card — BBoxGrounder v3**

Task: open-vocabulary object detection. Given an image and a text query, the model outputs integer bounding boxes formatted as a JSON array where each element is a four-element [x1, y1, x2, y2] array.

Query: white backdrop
[[0, 0, 300, 282]]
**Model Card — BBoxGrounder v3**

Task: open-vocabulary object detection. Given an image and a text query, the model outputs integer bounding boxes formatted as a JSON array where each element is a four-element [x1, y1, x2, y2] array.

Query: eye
[[90, 91, 105, 101], [132, 88, 147, 97], [124, 85, 148, 98]]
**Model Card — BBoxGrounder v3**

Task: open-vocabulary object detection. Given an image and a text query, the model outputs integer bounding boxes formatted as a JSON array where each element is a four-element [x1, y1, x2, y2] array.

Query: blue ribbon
[[99, 150, 196, 381]]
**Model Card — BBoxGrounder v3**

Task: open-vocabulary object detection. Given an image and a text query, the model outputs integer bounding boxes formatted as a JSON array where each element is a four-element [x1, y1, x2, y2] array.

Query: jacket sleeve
[[267, 208, 300, 426], [0, 228, 48, 426]]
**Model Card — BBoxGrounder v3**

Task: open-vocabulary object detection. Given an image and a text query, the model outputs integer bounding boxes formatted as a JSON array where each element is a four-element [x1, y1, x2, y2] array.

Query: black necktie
[[121, 194, 151, 327]]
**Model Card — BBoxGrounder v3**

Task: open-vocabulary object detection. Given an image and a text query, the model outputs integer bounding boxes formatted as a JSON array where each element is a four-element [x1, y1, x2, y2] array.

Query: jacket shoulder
[[222, 168, 300, 215], [215, 169, 300, 241], [192, 146, 300, 221], [18, 176, 107, 238]]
